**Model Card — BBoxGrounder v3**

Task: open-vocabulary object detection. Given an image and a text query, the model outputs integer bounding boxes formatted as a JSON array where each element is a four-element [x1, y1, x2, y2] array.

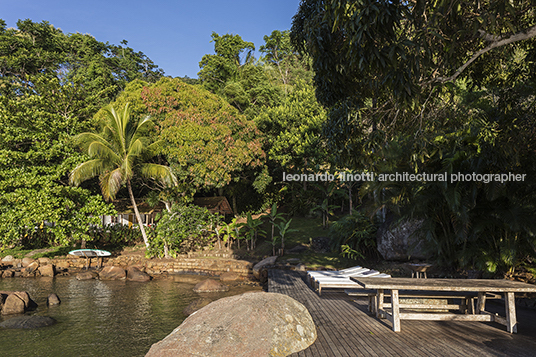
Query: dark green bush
[[328, 210, 378, 260], [147, 204, 221, 258]]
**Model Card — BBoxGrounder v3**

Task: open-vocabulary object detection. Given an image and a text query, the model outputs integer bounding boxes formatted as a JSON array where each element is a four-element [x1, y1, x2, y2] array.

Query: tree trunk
[[163, 201, 171, 258], [127, 179, 150, 248], [348, 184, 353, 212]]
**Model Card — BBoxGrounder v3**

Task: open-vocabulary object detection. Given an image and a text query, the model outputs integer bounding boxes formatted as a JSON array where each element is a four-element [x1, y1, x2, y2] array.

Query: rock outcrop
[[126, 266, 151, 282], [0, 315, 56, 329], [1, 291, 36, 315], [252, 256, 277, 283], [377, 217, 427, 261], [22, 261, 39, 276], [193, 279, 229, 293], [146, 292, 317, 357], [76, 271, 98, 280], [98, 266, 126, 280], [38, 264, 55, 277], [47, 293, 61, 306]]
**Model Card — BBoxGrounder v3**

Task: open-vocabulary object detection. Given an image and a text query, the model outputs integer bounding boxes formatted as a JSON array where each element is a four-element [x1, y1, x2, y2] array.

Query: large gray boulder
[[146, 292, 317, 357], [252, 256, 277, 282], [0, 315, 56, 329], [377, 218, 427, 261]]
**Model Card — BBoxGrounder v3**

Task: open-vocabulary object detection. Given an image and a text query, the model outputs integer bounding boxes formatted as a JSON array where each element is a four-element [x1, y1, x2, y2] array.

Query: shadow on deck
[[268, 269, 536, 357]]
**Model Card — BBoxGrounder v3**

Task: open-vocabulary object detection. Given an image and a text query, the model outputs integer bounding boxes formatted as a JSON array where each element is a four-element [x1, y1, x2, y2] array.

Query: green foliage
[[89, 224, 143, 250], [274, 218, 299, 256], [260, 30, 311, 85], [239, 212, 266, 251], [292, 1, 536, 276], [198, 32, 282, 115], [221, 217, 242, 250], [147, 204, 221, 258], [0, 19, 162, 248], [104, 78, 265, 199], [291, 0, 536, 108], [365, 95, 536, 273], [328, 210, 378, 260], [254, 81, 328, 168], [70, 103, 177, 248]]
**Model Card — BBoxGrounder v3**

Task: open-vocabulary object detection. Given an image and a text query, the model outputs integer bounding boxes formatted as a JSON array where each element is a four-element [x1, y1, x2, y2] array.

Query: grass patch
[[0, 245, 72, 259]]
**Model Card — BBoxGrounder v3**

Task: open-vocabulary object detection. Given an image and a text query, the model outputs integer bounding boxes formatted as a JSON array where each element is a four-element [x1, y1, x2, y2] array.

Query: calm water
[[0, 275, 261, 357]]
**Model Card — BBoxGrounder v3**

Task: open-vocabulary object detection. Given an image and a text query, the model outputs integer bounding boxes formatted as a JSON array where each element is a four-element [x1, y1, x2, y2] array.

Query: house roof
[[193, 196, 233, 215], [112, 199, 166, 214]]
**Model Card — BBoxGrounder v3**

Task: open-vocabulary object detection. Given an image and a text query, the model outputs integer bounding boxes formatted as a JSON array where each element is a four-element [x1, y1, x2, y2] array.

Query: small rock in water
[[76, 271, 98, 280], [47, 293, 61, 306], [0, 315, 56, 329], [193, 279, 229, 293]]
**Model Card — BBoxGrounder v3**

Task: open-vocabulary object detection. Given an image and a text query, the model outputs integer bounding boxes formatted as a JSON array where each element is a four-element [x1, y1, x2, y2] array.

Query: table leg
[[505, 292, 517, 333], [461, 298, 467, 314], [391, 289, 401, 332], [376, 289, 384, 319], [476, 292, 486, 314]]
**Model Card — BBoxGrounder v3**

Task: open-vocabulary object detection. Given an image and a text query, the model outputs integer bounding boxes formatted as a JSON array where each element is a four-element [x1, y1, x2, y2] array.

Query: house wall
[[101, 213, 154, 227]]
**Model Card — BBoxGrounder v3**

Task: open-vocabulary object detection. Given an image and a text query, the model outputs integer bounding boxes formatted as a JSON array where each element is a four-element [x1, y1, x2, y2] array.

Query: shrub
[[147, 204, 221, 258], [328, 210, 378, 260]]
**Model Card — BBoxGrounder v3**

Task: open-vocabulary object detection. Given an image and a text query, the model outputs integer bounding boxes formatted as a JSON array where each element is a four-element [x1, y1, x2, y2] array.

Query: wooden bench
[[350, 277, 536, 333], [345, 289, 501, 314]]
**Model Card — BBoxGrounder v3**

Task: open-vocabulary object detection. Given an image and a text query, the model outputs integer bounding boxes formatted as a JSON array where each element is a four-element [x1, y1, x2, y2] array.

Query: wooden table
[[351, 277, 536, 333]]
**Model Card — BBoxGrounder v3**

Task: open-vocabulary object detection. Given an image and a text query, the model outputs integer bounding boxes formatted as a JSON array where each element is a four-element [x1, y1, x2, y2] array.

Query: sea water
[[0, 275, 260, 356]]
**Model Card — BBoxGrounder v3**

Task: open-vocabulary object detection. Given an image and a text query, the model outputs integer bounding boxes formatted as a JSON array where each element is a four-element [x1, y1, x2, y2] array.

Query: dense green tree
[[100, 78, 266, 209], [260, 30, 312, 92], [0, 19, 163, 247], [291, 1, 536, 272], [70, 103, 177, 248], [291, 0, 536, 108], [198, 32, 281, 115], [255, 81, 327, 169]]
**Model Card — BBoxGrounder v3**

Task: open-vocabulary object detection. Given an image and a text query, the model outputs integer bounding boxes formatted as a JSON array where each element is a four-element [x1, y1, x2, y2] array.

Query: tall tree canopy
[[70, 104, 176, 248], [291, 0, 536, 109], [291, 1, 536, 272], [198, 32, 281, 115], [0, 19, 163, 247], [101, 77, 266, 202]]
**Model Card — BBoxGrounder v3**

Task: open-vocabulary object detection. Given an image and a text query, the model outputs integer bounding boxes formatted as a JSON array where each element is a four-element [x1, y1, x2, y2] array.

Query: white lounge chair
[[313, 270, 391, 296], [307, 266, 369, 285]]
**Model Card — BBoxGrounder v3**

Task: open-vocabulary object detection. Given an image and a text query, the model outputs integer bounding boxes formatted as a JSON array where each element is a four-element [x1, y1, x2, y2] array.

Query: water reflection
[[0, 276, 261, 357]]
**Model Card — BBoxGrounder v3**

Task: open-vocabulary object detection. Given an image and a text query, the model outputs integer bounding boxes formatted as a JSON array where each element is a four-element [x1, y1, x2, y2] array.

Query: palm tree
[[70, 103, 177, 248]]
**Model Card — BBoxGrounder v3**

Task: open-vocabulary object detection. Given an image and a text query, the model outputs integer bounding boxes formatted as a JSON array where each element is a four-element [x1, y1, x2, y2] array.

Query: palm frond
[[87, 141, 121, 163], [127, 138, 144, 158], [69, 159, 111, 186], [139, 163, 178, 186], [100, 168, 124, 201]]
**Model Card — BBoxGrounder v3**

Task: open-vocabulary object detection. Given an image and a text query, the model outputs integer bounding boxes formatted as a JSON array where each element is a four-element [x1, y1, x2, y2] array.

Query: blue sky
[[1, 0, 302, 78]]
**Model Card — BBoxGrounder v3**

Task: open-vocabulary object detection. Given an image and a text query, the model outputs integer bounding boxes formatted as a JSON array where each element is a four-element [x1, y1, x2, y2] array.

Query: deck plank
[[268, 270, 536, 357]]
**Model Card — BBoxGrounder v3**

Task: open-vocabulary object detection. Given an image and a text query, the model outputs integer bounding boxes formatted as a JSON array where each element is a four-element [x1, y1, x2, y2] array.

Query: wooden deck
[[268, 270, 536, 357]]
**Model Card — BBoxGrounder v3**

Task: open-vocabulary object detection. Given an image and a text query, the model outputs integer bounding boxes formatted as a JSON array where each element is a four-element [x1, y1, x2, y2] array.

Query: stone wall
[[48, 255, 255, 276]]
